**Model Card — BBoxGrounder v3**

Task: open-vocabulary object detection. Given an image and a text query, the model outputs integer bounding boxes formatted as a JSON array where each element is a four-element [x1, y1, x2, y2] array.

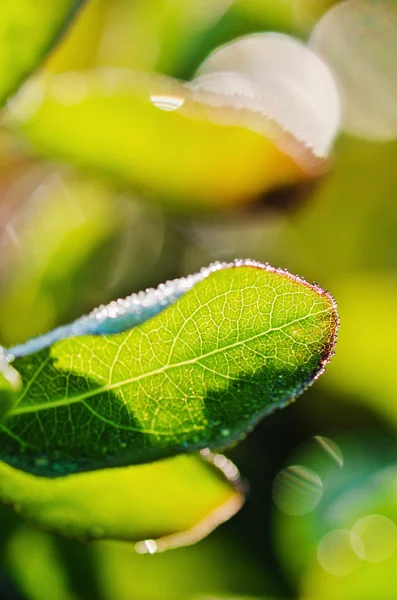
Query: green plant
[[10, 3, 397, 600]]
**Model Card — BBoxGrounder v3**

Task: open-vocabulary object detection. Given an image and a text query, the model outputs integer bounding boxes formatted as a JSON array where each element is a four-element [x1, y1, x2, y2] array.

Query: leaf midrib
[[9, 307, 330, 417]]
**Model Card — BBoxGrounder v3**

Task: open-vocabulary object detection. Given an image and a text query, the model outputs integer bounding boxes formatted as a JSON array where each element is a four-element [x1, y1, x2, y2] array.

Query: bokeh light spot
[[314, 435, 344, 467], [272, 465, 323, 516], [317, 529, 364, 577], [311, 0, 397, 141], [195, 33, 341, 158], [351, 514, 397, 563]]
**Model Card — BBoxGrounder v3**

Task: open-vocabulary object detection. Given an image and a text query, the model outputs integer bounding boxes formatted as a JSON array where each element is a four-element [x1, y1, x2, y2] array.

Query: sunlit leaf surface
[[0, 453, 242, 545], [1, 261, 338, 475], [7, 69, 314, 211], [0, 1, 84, 106]]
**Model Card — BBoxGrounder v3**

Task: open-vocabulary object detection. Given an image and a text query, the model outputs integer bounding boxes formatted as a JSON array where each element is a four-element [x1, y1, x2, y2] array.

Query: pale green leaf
[[7, 69, 311, 211], [6, 524, 78, 600], [0, 1, 85, 106], [1, 261, 338, 476], [322, 274, 397, 427], [0, 453, 242, 545], [94, 531, 272, 600]]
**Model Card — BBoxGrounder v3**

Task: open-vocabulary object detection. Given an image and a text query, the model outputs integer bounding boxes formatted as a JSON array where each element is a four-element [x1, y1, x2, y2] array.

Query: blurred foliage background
[[1, 0, 397, 599]]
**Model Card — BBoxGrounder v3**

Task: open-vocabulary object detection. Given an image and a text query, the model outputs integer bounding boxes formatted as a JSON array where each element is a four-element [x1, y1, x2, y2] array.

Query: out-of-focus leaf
[[322, 274, 397, 427], [97, 0, 232, 77], [0, 168, 163, 347], [233, 0, 337, 35], [274, 436, 397, 600], [0, 1, 85, 106], [44, 0, 233, 78], [285, 138, 397, 279], [44, 0, 108, 73], [0, 454, 242, 545], [0, 170, 117, 345], [194, 597, 271, 600], [7, 69, 314, 212], [1, 261, 337, 475], [94, 535, 272, 600], [264, 137, 397, 429], [6, 524, 78, 600]]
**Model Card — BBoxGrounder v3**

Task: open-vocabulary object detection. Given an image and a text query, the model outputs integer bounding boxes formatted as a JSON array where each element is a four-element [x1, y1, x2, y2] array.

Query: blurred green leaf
[[1, 263, 337, 475], [0, 454, 242, 545], [7, 69, 310, 212], [322, 273, 397, 427], [44, 0, 233, 79], [0, 169, 119, 345], [0, 167, 163, 347], [6, 524, 78, 600], [94, 534, 272, 600], [0, 1, 85, 106], [45, 0, 108, 73], [233, 0, 336, 35], [97, 0, 233, 77], [264, 137, 397, 430], [194, 597, 271, 600]]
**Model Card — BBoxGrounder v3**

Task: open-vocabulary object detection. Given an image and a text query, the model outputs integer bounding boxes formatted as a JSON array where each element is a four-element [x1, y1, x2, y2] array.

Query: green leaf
[[6, 524, 78, 600], [0, 1, 85, 106], [7, 69, 311, 211], [94, 529, 272, 600], [0, 453, 242, 545], [1, 260, 338, 476]]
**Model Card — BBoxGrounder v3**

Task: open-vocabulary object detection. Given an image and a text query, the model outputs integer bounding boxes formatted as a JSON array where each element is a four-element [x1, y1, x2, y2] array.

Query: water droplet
[[150, 93, 184, 111], [135, 539, 158, 554], [272, 464, 323, 515]]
